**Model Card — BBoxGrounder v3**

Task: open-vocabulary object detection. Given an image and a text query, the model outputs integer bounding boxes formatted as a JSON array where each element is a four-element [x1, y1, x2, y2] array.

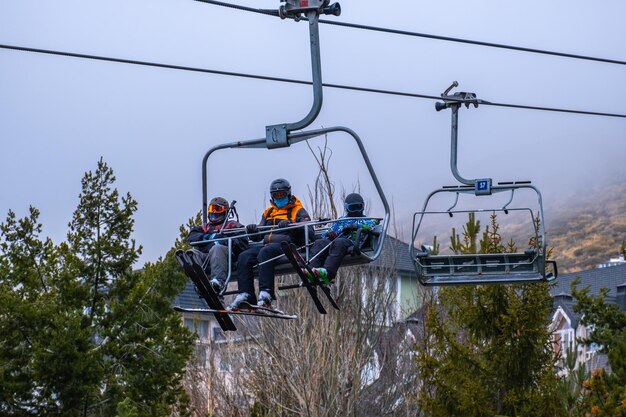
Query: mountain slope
[[547, 182, 626, 273]]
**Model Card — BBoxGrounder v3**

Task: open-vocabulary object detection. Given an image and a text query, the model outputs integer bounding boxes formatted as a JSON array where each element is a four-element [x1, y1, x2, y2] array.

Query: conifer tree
[[0, 160, 194, 416], [63, 159, 194, 416], [571, 280, 626, 416], [0, 207, 98, 414], [556, 347, 589, 415], [416, 213, 562, 417]]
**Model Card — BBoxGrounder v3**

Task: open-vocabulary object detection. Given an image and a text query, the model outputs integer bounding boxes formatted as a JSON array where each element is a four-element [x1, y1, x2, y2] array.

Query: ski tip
[[174, 250, 187, 267]]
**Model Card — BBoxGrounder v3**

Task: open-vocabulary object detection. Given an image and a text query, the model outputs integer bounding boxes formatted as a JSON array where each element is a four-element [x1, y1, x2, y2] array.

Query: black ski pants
[[236, 243, 284, 301], [309, 237, 353, 279]]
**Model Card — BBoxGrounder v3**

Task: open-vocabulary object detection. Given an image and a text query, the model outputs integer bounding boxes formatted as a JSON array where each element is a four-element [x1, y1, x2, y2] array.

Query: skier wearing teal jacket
[[307, 193, 377, 282]]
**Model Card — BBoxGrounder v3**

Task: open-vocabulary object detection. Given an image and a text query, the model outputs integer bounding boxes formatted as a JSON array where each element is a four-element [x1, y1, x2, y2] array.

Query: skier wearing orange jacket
[[228, 178, 313, 310]]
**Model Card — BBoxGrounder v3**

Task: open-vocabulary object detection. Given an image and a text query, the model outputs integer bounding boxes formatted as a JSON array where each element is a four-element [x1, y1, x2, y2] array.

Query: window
[[193, 345, 208, 367], [212, 326, 226, 342], [184, 318, 210, 339], [184, 318, 194, 331], [557, 328, 575, 355]]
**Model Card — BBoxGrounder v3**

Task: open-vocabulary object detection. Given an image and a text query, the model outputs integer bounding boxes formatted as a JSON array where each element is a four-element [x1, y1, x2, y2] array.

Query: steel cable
[[195, 0, 626, 67], [2, 43, 625, 119]]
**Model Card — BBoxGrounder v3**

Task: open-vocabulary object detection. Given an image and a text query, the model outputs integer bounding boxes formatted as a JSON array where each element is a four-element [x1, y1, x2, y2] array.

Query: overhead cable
[[2, 43, 625, 119], [195, 0, 626, 67]]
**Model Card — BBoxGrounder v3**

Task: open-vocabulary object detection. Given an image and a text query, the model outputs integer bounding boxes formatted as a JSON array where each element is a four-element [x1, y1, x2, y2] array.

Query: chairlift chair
[[192, 0, 390, 294], [410, 82, 557, 286]]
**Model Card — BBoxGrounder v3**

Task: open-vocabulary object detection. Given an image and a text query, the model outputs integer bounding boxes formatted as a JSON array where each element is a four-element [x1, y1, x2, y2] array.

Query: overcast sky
[[1, 0, 625, 264]]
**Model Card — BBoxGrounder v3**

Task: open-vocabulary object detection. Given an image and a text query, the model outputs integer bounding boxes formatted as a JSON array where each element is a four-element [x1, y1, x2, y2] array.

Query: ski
[[287, 242, 340, 310], [173, 305, 298, 320], [175, 250, 237, 332], [280, 241, 328, 314]]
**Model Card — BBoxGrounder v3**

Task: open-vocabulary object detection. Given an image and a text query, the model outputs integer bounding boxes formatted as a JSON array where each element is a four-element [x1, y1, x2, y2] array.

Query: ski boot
[[208, 278, 224, 294], [227, 292, 253, 311], [257, 290, 273, 308], [304, 267, 330, 284]]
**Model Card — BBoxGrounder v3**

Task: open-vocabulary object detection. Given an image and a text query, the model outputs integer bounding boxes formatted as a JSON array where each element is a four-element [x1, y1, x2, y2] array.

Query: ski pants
[[194, 245, 231, 284], [236, 243, 284, 301], [309, 237, 353, 279], [208, 245, 230, 284]]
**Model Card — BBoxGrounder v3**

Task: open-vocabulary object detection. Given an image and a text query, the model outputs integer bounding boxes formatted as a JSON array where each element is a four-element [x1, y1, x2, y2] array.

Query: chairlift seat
[[414, 247, 555, 286]]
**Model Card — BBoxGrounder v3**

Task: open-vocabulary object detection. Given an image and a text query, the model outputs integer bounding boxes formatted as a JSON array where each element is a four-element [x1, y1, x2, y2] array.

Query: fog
[[1, 0, 625, 264]]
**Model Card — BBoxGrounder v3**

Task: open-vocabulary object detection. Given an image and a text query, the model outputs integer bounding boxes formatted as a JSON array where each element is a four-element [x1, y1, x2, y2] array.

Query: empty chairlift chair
[[410, 82, 558, 286]]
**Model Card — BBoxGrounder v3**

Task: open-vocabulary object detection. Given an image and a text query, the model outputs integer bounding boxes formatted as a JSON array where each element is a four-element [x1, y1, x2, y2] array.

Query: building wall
[[398, 272, 424, 321]]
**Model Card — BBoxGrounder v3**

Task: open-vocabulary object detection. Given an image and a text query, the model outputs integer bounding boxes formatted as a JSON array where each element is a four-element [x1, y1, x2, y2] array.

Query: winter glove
[[341, 223, 358, 234], [213, 232, 226, 244], [246, 224, 262, 242], [277, 220, 290, 229]]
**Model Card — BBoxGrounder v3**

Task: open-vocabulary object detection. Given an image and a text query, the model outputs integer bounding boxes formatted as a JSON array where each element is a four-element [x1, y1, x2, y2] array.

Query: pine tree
[[571, 280, 626, 416], [0, 160, 194, 416], [556, 347, 589, 415], [0, 207, 95, 414], [63, 159, 194, 416], [416, 212, 563, 417]]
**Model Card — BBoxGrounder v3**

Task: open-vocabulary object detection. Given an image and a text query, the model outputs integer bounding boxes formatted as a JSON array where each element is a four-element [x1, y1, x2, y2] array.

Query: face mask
[[209, 213, 225, 224], [274, 197, 289, 208]]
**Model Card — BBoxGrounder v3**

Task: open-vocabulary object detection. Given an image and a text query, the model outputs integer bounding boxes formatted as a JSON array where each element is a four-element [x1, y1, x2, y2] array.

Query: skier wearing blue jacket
[[307, 193, 377, 283]]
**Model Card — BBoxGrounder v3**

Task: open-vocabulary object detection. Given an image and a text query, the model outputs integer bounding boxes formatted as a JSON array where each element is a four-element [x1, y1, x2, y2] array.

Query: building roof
[[370, 235, 414, 273], [552, 293, 579, 328], [174, 280, 209, 310], [549, 263, 626, 329], [550, 262, 626, 299]]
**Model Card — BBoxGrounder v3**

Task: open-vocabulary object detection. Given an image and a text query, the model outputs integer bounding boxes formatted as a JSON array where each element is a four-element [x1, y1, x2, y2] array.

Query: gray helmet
[[270, 178, 291, 196], [209, 196, 229, 211], [208, 196, 229, 224]]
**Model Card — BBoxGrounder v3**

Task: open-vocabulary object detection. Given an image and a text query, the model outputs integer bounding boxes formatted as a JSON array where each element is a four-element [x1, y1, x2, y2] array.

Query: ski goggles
[[271, 191, 289, 199], [208, 203, 227, 214], [345, 202, 364, 212]]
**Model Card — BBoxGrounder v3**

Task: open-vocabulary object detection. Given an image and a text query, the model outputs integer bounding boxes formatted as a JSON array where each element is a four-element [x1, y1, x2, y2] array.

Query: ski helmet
[[208, 196, 229, 224], [344, 193, 365, 216], [270, 178, 291, 202]]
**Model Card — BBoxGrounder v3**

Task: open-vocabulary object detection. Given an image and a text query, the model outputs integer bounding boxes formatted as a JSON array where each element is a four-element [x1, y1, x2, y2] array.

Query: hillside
[[547, 182, 626, 273], [404, 182, 626, 274]]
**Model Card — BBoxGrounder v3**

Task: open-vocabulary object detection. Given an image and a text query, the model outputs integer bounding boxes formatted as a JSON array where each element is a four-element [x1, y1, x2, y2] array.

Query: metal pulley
[[435, 81, 482, 111], [279, 0, 341, 20]]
